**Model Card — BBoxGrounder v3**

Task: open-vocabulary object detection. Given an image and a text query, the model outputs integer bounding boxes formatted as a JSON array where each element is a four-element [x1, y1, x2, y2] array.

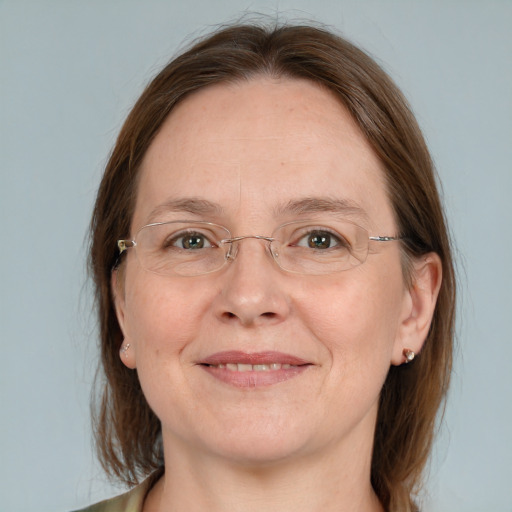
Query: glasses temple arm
[[368, 236, 402, 242]]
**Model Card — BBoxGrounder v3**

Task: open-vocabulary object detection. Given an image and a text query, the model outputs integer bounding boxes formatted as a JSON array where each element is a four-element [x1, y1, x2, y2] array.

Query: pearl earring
[[403, 349, 415, 364], [120, 343, 130, 358]]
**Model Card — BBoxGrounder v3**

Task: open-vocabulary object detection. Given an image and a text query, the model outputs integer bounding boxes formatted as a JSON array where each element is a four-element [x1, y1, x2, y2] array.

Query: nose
[[215, 237, 291, 327]]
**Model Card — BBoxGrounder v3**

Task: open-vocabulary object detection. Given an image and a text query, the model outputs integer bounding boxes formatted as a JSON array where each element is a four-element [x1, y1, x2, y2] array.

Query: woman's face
[[115, 77, 416, 467]]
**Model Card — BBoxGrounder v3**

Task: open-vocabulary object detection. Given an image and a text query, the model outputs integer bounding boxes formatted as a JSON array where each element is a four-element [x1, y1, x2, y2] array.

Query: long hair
[[89, 22, 455, 511]]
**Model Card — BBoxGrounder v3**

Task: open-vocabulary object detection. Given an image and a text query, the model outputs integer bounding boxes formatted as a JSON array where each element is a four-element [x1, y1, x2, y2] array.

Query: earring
[[403, 349, 415, 364], [120, 343, 130, 358]]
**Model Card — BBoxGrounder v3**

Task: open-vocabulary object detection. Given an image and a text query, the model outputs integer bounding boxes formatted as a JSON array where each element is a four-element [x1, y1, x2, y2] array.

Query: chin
[[205, 415, 321, 466], [212, 437, 311, 467]]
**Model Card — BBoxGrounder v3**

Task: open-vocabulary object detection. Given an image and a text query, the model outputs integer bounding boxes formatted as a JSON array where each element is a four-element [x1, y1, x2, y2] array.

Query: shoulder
[[71, 486, 145, 512], [72, 470, 163, 512]]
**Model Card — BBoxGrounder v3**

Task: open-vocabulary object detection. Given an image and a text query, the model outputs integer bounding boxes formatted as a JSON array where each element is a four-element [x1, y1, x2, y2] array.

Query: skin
[[113, 77, 441, 512]]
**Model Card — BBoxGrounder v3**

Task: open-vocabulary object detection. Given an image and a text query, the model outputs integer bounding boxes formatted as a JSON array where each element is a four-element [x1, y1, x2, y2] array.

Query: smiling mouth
[[204, 363, 298, 371], [198, 351, 311, 387]]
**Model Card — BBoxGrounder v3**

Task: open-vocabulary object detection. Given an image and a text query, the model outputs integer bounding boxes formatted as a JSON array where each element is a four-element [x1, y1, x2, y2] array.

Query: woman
[[83, 22, 455, 512]]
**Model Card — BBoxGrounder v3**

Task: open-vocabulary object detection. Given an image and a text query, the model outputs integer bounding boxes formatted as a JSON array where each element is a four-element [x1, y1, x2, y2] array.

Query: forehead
[[134, 77, 394, 231]]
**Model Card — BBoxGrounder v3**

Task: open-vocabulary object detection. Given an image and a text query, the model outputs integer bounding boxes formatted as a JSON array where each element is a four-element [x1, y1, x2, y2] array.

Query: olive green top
[[73, 471, 163, 512]]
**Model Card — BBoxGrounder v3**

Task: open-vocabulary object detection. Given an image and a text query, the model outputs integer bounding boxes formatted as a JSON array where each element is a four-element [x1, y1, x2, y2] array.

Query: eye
[[166, 231, 214, 250], [295, 229, 349, 250]]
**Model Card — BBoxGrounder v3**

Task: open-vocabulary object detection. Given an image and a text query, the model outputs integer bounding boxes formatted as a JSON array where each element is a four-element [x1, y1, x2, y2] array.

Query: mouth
[[198, 351, 312, 388], [205, 362, 297, 371]]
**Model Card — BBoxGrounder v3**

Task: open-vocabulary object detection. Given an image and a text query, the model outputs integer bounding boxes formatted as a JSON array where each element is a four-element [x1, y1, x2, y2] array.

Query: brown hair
[[89, 22, 455, 511]]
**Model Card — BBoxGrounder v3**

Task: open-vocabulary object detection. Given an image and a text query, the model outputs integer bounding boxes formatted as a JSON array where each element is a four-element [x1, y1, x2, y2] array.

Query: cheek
[[121, 274, 220, 421], [296, 264, 404, 372], [123, 272, 216, 360]]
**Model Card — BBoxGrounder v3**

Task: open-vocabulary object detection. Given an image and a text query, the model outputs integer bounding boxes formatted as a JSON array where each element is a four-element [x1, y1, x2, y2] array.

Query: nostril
[[221, 310, 277, 323]]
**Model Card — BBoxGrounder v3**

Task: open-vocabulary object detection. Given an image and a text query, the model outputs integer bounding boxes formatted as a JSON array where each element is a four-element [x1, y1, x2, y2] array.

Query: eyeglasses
[[117, 219, 401, 277]]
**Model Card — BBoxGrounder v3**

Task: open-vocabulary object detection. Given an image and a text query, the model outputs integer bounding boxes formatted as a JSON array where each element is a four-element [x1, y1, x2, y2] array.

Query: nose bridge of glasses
[[221, 235, 277, 261]]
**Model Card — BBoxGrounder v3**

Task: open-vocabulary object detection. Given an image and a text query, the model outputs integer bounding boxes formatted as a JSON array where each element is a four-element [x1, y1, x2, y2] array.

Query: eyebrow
[[146, 197, 224, 223], [274, 197, 370, 222], [146, 196, 369, 224]]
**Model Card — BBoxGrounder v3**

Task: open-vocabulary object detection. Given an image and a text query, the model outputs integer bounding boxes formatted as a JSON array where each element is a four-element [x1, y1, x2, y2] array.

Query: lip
[[198, 351, 312, 388], [200, 351, 309, 366]]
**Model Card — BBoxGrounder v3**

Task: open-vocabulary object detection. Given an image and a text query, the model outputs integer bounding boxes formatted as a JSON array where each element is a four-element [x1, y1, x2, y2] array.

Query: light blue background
[[1, 1, 511, 511]]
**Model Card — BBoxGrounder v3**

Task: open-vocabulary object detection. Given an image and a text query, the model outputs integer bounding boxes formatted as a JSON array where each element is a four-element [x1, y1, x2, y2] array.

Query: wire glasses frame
[[117, 219, 402, 277]]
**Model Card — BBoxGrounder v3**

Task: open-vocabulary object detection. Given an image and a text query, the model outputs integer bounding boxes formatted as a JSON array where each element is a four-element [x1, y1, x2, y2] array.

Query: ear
[[111, 269, 137, 369], [391, 253, 442, 365]]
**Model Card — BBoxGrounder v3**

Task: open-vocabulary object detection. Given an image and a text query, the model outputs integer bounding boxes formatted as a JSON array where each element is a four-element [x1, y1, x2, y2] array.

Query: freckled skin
[[115, 78, 417, 510]]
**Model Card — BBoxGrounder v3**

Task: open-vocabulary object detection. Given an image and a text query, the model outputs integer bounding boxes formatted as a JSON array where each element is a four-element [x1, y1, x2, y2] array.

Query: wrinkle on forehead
[[205, 129, 369, 150]]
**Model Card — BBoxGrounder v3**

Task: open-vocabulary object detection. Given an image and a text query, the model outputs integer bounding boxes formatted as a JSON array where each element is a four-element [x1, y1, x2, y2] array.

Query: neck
[[144, 436, 384, 512]]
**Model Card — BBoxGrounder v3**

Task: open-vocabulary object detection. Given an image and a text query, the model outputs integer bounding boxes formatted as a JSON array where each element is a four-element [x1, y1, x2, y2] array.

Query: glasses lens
[[272, 220, 369, 274], [136, 221, 230, 276]]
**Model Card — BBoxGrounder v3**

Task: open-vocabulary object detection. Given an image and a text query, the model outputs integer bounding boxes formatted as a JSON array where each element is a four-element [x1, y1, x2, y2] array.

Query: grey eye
[[183, 234, 206, 249], [167, 232, 214, 250]]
